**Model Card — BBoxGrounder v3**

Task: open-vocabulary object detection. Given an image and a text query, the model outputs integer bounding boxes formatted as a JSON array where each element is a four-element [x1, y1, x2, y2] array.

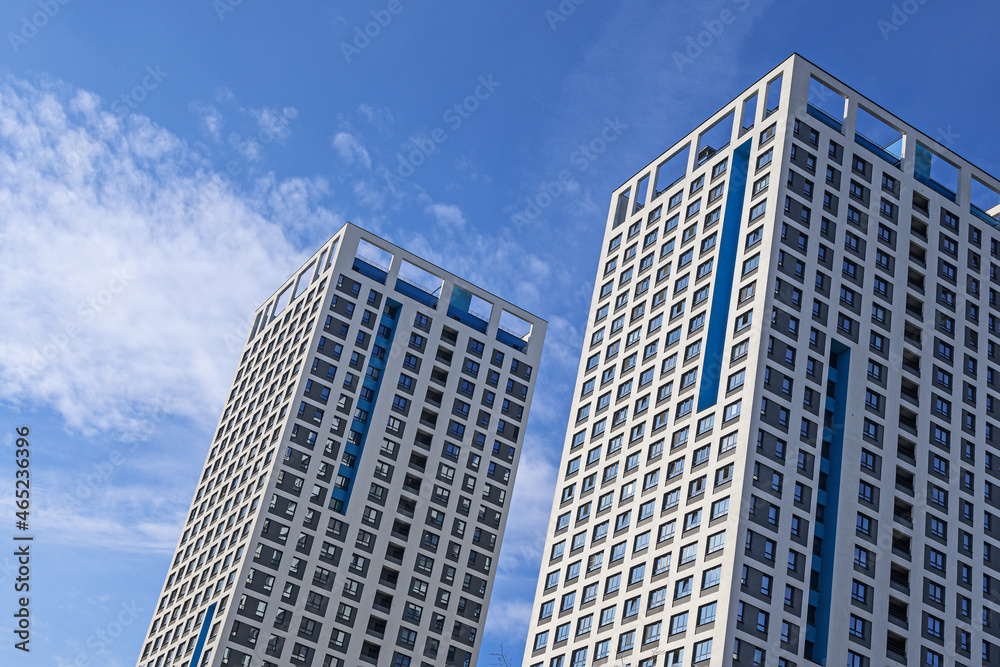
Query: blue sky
[[1, 1, 999, 665]]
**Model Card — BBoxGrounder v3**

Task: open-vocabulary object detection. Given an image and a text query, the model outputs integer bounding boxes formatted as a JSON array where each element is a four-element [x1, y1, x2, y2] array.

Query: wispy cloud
[[500, 443, 559, 570], [250, 104, 297, 142], [0, 74, 323, 434], [332, 130, 372, 168], [424, 201, 465, 229], [357, 102, 395, 133], [188, 100, 224, 142]]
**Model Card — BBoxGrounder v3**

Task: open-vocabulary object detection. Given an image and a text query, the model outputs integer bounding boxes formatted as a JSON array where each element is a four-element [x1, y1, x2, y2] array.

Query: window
[[693, 639, 713, 663], [702, 566, 721, 589], [757, 149, 773, 169], [926, 614, 942, 638]]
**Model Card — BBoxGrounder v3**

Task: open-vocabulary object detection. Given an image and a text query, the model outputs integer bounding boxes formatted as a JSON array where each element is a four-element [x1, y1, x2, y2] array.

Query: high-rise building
[[524, 53, 1000, 667], [136, 223, 545, 667]]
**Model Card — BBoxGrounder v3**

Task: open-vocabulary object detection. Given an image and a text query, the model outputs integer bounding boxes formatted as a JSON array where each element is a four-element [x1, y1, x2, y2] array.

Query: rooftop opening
[[633, 174, 649, 214], [971, 176, 1000, 228], [914, 143, 959, 202], [353, 239, 394, 284], [740, 93, 758, 132], [854, 107, 903, 167], [764, 74, 782, 118], [654, 145, 690, 198], [293, 261, 316, 299], [249, 311, 263, 340], [807, 77, 846, 132], [447, 286, 493, 334], [697, 111, 735, 165], [395, 260, 444, 308], [496, 310, 532, 352], [270, 284, 292, 321], [613, 188, 630, 228], [326, 238, 338, 269]]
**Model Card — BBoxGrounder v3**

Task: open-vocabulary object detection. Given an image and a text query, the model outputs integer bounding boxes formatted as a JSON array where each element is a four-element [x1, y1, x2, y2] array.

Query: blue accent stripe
[[696, 138, 753, 412], [809, 340, 849, 665], [189, 601, 217, 667], [330, 299, 399, 513]]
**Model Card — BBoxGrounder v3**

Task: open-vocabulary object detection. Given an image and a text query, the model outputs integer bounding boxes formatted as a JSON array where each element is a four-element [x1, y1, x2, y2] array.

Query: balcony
[[390, 521, 410, 540], [402, 475, 422, 495], [895, 469, 915, 496], [899, 381, 919, 407], [496, 326, 528, 352], [413, 431, 432, 451], [807, 104, 843, 132], [353, 255, 389, 284], [901, 352, 920, 377], [972, 204, 1000, 231], [447, 305, 489, 334], [430, 368, 448, 386], [887, 603, 908, 630], [898, 409, 918, 436], [395, 276, 440, 309], [855, 132, 901, 168], [902, 324, 922, 349], [915, 172, 956, 202], [891, 534, 911, 560]]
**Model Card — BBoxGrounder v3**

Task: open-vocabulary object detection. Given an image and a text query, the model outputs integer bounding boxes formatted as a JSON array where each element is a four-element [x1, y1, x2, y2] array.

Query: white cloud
[[332, 131, 372, 168], [250, 105, 297, 142], [479, 597, 533, 642], [0, 74, 321, 434], [214, 86, 235, 104], [498, 443, 558, 570], [250, 172, 345, 239], [36, 498, 182, 554], [424, 201, 465, 229], [357, 103, 395, 133], [352, 178, 386, 213], [228, 130, 263, 162], [188, 100, 224, 142]]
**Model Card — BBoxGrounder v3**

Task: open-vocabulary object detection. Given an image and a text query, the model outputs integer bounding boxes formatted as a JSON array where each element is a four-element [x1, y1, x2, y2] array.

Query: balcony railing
[[807, 104, 843, 132], [353, 256, 389, 284]]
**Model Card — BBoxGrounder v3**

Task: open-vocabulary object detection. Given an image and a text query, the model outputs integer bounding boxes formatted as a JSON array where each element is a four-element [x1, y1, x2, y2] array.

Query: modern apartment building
[[524, 54, 1000, 667], [135, 223, 545, 667]]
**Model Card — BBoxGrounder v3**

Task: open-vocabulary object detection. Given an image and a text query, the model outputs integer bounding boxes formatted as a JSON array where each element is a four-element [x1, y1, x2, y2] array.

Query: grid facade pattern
[[524, 54, 1000, 667], [136, 223, 545, 667]]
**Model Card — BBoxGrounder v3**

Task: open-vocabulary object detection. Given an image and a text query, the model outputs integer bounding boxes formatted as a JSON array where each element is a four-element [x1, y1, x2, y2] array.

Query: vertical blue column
[[808, 340, 849, 664], [189, 601, 217, 667], [330, 299, 400, 513], [697, 138, 753, 412]]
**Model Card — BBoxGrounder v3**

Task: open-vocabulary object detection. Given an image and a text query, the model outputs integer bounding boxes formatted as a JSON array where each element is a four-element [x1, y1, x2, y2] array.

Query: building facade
[[136, 223, 545, 667], [524, 54, 1000, 667]]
